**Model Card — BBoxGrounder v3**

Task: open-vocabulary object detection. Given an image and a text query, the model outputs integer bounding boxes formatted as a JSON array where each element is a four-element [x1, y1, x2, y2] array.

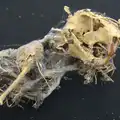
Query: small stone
[[6, 8, 9, 11], [97, 116, 99, 120], [106, 111, 108, 116], [112, 112, 114, 115], [32, 13, 35, 15], [73, 116, 76, 119], [30, 117, 34, 120], [18, 16, 22, 19], [82, 98, 84, 100], [56, 85, 61, 90], [40, 14, 44, 17]]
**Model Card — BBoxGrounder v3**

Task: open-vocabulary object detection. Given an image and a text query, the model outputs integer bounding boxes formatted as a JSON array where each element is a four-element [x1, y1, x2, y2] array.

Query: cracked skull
[[61, 7, 120, 66]]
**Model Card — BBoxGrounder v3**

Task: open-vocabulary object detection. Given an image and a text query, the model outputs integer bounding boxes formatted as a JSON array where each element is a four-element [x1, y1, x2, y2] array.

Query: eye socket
[[93, 19, 104, 31], [61, 43, 69, 51], [93, 42, 107, 57], [112, 36, 118, 43]]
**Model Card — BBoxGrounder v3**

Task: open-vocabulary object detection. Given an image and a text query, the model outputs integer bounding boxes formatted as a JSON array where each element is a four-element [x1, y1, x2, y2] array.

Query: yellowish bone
[[0, 65, 31, 105]]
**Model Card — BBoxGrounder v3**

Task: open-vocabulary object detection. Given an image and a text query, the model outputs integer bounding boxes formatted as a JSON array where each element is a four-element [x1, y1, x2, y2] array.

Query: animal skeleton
[[0, 6, 120, 109]]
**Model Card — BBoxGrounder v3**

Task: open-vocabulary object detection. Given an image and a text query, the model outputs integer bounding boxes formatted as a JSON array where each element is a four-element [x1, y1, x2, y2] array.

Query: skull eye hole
[[62, 43, 69, 51], [57, 43, 69, 52], [112, 36, 118, 43], [93, 42, 107, 57], [93, 19, 104, 31]]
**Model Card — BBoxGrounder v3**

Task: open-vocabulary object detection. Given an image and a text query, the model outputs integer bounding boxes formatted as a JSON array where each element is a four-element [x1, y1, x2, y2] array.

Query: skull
[[63, 6, 120, 66]]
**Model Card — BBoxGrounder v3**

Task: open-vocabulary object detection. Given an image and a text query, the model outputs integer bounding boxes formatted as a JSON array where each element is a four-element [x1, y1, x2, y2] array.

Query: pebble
[[6, 7, 9, 11], [17, 16, 22, 19], [32, 13, 35, 15]]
